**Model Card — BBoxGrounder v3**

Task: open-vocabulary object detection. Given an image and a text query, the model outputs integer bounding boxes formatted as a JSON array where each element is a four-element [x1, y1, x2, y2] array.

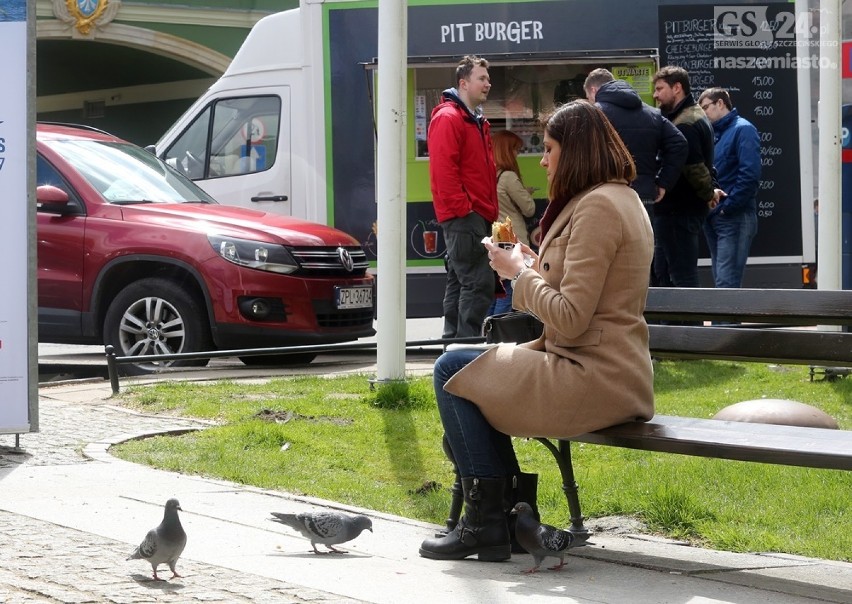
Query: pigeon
[[270, 510, 373, 554], [511, 502, 589, 573], [127, 498, 187, 580]]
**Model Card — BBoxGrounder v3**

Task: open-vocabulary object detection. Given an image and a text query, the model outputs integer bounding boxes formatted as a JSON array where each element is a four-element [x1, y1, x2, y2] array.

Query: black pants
[[441, 213, 493, 338]]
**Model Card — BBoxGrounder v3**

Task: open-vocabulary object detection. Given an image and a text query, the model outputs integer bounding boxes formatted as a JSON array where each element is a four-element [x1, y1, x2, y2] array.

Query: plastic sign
[[0, 0, 31, 434]]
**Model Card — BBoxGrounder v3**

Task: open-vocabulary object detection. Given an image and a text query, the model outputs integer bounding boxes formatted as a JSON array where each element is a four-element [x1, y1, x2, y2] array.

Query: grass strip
[[112, 360, 851, 562]]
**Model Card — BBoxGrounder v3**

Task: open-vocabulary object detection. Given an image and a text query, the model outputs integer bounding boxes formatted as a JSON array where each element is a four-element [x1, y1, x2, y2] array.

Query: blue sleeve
[[719, 122, 761, 215]]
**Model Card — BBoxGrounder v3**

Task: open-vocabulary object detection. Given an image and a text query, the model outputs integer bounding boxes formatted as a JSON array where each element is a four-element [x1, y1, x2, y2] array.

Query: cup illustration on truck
[[422, 229, 438, 254], [362, 219, 445, 260], [411, 219, 445, 259]]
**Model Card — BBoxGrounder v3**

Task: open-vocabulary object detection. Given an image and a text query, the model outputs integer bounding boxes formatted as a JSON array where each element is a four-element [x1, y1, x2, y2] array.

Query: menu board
[[659, 3, 802, 259]]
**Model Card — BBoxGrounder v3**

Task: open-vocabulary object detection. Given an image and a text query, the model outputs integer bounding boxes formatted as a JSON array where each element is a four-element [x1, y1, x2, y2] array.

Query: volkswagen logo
[[337, 247, 354, 272]]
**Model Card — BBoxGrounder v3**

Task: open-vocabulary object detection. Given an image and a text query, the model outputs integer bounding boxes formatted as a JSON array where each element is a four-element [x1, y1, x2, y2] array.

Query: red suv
[[36, 123, 374, 373]]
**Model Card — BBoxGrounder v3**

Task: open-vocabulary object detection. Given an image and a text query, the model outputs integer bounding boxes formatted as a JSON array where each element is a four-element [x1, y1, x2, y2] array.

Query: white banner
[[0, 0, 32, 434]]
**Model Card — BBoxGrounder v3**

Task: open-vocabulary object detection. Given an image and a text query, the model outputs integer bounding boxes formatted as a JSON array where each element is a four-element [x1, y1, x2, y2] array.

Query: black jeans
[[441, 213, 493, 338], [652, 213, 704, 287]]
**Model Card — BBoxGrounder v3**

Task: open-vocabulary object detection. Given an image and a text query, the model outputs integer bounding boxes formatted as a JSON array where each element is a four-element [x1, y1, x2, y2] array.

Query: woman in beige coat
[[419, 101, 655, 563], [488, 130, 538, 315]]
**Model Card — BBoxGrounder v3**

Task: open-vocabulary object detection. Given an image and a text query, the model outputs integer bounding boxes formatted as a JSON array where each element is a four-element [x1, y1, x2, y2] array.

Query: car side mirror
[[36, 184, 70, 212]]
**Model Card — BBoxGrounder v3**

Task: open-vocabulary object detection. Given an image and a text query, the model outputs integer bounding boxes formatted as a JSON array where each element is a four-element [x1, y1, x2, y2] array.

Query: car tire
[[239, 353, 317, 367], [104, 278, 213, 375]]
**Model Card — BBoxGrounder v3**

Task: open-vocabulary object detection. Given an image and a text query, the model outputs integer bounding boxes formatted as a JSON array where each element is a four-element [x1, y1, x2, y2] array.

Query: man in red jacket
[[428, 55, 499, 338]]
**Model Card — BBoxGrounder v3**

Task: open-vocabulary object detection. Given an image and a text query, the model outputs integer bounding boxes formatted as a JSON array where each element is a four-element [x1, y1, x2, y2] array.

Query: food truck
[[155, 0, 818, 316]]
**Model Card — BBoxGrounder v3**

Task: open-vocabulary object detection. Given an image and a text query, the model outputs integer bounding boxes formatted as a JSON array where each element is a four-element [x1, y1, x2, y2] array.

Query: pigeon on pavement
[[127, 498, 187, 580], [270, 510, 373, 554], [511, 502, 589, 573]]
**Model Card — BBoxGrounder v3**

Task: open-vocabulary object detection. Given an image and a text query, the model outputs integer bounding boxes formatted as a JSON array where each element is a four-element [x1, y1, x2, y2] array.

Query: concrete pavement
[[1, 352, 850, 603]]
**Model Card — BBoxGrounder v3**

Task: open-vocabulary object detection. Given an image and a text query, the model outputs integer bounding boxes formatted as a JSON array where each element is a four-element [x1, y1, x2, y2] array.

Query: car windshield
[[50, 139, 218, 205]]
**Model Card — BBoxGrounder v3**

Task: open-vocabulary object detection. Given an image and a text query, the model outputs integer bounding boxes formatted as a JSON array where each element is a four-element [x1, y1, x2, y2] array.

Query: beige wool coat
[[496, 170, 537, 245], [445, 181, 655, 438]]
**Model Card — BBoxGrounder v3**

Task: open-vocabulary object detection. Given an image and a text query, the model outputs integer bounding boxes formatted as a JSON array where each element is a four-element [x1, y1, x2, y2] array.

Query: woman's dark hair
[[492, 130, 524, 178], [541, 100, 636, 204]]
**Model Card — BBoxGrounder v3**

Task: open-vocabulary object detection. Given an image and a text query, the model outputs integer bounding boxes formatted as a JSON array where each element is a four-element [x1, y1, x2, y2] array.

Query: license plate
[[335, 286, 373, 309]]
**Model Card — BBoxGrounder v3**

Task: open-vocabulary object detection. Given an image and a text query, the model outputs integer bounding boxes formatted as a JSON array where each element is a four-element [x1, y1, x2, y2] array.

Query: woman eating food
[[419, 100, 655, 563]]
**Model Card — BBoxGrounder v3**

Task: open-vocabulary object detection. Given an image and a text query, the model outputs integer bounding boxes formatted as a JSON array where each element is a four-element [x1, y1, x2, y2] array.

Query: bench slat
[[567, 415, 852, 471], [649, 325, 852, 367], [645, 288, 852, 324]]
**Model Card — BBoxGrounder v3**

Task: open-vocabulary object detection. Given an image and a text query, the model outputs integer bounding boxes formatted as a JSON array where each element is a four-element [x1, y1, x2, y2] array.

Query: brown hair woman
[[420, 101, 654, 563]]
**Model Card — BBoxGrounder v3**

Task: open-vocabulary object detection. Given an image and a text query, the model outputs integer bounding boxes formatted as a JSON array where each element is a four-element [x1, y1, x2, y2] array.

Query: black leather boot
[[506, 472, 540, 553], [442, 434, 463, 534], [419, 477, 511, 561]]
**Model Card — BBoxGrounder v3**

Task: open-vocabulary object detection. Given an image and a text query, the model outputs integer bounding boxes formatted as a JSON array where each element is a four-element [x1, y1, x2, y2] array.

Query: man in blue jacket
[[585, 69, 687, 285], [698, 87, 761, 288]]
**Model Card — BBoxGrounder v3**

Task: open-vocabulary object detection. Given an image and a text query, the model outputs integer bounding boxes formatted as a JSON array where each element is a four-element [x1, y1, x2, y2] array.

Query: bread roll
[[491, 216, 517, 244]]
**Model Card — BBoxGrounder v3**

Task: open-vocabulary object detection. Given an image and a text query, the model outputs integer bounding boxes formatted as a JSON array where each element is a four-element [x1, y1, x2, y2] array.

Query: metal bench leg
[[535, 438, 589, 537]]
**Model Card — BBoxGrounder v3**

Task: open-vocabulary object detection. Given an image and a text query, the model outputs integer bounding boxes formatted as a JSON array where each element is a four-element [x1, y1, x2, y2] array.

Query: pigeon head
[[355, 516, 373, 534], [511, 502, 535, 516], [165, 498, 183, 513]]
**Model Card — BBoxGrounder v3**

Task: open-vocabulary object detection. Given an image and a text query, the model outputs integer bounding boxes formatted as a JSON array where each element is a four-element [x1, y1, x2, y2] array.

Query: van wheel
[[239, 353, 317, 367], [104, 278, 213, 375]]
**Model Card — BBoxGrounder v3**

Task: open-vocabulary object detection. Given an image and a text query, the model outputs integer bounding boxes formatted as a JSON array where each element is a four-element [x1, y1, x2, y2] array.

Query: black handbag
[[482, 311, 544, 344]]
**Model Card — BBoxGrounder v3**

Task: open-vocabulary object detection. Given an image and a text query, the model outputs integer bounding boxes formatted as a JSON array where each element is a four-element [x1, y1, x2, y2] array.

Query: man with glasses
[[651, 66, 719, 288], [697, 87, 761, 288]]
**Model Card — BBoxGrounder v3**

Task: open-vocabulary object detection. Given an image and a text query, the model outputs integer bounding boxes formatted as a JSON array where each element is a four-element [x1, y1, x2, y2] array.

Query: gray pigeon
[[127, 498, 187, 580], [511, 502, 589, 573], [270, 510, 373, 554]]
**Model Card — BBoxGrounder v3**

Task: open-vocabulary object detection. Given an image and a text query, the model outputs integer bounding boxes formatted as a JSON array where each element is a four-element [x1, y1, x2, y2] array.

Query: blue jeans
[[703, 210, 758, 288], [652, 214, 704, 287], [487, 280, 513, 316], [433, 349, 519, 478]]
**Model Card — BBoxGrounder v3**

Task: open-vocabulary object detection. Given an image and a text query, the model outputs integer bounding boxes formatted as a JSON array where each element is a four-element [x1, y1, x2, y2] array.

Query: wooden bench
[[445, 288, 852, 536], [538, 287, 852, 536]]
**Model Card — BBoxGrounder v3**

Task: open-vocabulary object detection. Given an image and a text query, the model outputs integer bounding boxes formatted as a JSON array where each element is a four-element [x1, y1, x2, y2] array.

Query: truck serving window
[[413, 59, 656, 159]]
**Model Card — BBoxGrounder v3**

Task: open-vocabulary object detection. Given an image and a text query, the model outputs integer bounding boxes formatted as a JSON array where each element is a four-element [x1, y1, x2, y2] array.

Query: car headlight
[[208, 235, 299, 274]]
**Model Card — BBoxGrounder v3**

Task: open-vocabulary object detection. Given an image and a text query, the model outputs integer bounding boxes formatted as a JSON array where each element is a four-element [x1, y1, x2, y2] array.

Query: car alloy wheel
[[104, 277, 212, 375]]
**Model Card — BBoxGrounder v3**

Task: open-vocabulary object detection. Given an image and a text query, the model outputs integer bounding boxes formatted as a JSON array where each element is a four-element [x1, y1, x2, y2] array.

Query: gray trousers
[[441, 213, 493, 338]]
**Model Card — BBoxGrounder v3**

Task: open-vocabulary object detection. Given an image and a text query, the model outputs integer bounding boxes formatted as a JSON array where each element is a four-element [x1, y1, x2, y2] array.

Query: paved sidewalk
[[1, 359, 850, 604]]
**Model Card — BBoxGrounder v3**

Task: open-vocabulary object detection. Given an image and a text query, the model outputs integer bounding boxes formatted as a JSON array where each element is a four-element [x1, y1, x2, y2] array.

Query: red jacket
[[428, 90, 498, 223]]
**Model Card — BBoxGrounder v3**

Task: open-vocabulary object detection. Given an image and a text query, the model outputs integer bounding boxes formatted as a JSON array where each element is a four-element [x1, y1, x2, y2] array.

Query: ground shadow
[[129, 573, 187, 590]]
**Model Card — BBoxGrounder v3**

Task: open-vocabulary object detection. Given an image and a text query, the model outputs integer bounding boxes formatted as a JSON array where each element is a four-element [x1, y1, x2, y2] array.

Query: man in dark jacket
[[428, 55, 499, 338], [584, 69, 687, 204], [698, 87, 761, 288], [651, 66, 719, 287], [584, 69, 687, 286]]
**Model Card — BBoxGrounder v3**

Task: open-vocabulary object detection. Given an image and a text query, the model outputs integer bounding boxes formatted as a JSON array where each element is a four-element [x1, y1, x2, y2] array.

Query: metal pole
[[375, 0, 408, 382], [817, 0, 842, 289], [105, 345, 121, 395], [795, 0, 815, 265]]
